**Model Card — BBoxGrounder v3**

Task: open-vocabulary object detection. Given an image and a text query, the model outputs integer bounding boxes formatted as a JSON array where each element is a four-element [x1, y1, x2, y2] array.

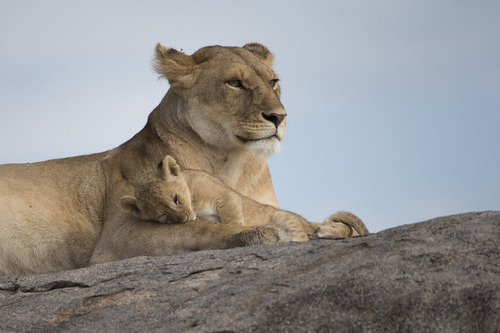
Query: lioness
[[0, 42, 368, 276], [120, 155, 364, 241]]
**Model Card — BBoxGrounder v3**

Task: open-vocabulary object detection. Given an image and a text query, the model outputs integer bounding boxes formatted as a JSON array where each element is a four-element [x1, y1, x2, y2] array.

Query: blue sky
[[1, 1, 499, 232]]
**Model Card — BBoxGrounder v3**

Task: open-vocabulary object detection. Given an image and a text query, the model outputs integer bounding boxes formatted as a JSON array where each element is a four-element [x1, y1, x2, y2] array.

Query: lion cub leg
[[216, 192, 244, 225], [269, 211, 315, 242], [313, 211, 369, 238]]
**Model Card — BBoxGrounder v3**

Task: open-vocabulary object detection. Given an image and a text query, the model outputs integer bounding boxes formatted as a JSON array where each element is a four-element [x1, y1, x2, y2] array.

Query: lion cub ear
[[153, 43, 198, 89], [120, 195, 143, 219], [161, 155, 181, 182], [243, 43, 274, 67]]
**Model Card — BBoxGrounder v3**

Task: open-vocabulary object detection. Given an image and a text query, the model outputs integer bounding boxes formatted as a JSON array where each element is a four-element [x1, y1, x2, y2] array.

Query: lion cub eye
[[226, 79, 244, 89], [269, 79, 279, 89], [173, 194, 179, 205]]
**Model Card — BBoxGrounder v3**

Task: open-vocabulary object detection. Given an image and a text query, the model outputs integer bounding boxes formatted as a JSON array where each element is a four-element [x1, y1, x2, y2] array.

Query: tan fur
[[120, 156, 196, 224], [120, 155, 320, 242], [121, 155, 370, 240], [0, 42, 368, 276], [313, 211, 370, 238]]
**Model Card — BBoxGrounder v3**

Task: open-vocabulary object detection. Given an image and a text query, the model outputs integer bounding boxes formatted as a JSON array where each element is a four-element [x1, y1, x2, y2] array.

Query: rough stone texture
[[1, 211, 499, 332]]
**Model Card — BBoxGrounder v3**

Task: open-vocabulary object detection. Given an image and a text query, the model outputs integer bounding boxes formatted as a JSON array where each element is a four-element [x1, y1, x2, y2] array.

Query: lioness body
[[0, 43, 368, 276], [0, 155, 105, 274]]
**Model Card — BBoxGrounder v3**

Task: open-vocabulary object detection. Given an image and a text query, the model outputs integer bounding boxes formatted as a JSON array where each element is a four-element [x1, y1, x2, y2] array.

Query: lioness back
[[0, 156, 105, 275]]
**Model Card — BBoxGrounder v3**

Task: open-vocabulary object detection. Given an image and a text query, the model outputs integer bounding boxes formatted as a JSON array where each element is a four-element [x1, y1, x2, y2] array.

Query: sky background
[[1, 1, 499, 232]]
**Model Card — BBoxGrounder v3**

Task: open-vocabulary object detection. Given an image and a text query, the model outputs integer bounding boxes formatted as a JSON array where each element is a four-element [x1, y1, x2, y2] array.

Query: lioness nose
[[262, 112, 287, 127]]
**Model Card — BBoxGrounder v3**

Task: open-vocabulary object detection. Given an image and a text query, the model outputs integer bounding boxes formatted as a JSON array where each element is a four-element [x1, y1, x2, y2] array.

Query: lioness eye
[[173, 194, 179, 205], [269, 79, 279, 89], [226, 79, 244, 89]]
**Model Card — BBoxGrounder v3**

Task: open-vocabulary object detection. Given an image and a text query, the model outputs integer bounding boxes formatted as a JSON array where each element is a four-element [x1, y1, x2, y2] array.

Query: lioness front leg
[[312, 211, 369, 238], [91, 218, 307, 264]]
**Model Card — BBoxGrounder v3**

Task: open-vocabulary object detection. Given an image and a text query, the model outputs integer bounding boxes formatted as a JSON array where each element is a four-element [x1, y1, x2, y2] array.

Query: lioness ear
[[161, 155, 181, 181], [120, 195, 142, 219], [153, 43, 198, 89], [243, 43, 274, 67]]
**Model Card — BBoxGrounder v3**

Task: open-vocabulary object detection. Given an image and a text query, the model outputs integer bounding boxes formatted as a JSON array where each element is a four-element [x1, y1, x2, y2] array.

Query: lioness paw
[[314, 221, 354, 238]]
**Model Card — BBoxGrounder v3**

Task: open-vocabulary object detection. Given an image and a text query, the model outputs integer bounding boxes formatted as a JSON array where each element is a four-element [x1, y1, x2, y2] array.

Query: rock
[[1, 211, 499, 332]]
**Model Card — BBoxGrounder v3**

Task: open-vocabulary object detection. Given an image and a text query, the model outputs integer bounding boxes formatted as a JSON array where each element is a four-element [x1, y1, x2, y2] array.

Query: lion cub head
[[153, 43, 286, 156], [120, 155, 195, 224]]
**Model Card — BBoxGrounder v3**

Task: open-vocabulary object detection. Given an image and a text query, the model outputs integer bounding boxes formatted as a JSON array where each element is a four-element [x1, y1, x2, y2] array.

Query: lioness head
[[120, 155, 195, 224], [153, 43, 286, 156]]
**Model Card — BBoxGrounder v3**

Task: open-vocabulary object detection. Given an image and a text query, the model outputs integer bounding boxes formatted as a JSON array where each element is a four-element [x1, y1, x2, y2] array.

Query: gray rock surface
[[1, 211, 499, 332]]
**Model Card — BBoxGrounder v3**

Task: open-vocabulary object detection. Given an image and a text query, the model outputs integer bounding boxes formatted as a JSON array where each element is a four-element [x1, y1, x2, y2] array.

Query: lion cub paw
[[314, 211, 369, 238], [268, 211, 310, 242]]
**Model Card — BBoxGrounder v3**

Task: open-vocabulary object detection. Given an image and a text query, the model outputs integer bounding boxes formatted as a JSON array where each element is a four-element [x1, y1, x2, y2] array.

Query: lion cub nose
[[262, 112, 287, 127]]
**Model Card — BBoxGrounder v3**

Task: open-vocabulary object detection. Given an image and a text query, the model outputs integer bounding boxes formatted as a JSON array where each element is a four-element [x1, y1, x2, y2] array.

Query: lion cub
[[120, 155, 314, 237]]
